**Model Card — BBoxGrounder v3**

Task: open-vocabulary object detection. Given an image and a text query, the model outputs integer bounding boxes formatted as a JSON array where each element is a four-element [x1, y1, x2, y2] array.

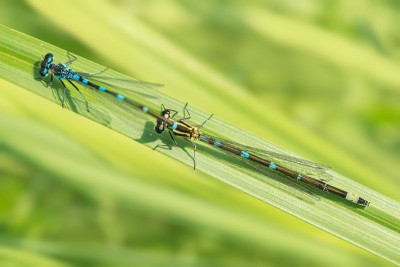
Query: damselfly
[[153, 103, 370, 207], [37, 52, 161, 114], [36, 53, 369, 206]]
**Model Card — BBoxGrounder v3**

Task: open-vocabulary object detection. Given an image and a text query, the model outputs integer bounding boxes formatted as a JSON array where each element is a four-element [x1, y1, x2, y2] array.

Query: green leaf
[[0, 246, 71, 267], [23, 0, 400, 202], [0, 21, 399, 267]]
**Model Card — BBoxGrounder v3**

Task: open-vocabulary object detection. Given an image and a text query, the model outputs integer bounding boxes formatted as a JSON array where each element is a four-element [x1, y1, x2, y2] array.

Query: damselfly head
[[44, 53, 54, 63], [161, 109, 171, 119], [39, 53, 54, 78], [155, 110, 169, 134], [155, 109, 172, 133], [155, 119, 165, 134]]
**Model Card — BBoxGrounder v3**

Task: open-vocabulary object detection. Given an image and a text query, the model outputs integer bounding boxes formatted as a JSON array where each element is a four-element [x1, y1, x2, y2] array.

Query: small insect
[[36, 53, 369, 207], [38, 52, 161, 112], [153, 103, 370, 207]]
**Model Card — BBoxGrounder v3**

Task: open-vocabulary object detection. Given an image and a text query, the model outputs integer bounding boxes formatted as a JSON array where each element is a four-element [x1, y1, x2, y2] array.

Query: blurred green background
[[0, 0, 399, 266]]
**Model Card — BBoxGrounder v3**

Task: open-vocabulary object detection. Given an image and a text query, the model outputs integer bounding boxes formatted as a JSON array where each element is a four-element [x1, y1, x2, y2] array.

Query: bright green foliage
[[0, 1, 399, 267]]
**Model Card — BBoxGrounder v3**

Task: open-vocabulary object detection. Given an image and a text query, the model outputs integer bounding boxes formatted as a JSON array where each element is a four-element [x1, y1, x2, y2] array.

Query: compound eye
[[44, 53, 54, 63], [155, 124, 164, 134], [161, 109, 170, 118], [39, 69, 48, 78]]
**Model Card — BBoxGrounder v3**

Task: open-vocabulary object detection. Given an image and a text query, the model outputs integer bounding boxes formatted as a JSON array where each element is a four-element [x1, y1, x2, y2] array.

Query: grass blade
[[0, 23, 399, 265]]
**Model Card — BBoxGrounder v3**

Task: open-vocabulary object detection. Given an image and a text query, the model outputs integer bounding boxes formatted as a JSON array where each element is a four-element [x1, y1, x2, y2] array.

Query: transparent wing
[[208, 136, 329, 169], [242, 155, 320, 203], [63, 96, 112, 126], [75, 82, 147, 116], [202, 137, 320, 204], [87, 75, 163, 89], [204, 135, 333, 182], [76, 72, 163, 99], [49, 76, 145, 122]]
